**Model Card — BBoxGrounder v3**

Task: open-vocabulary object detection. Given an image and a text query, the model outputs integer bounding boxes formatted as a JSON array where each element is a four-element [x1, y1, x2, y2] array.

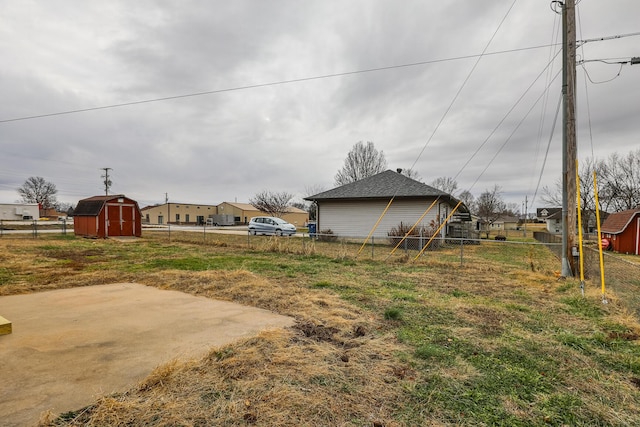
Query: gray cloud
[[1, 0, 639, 210]]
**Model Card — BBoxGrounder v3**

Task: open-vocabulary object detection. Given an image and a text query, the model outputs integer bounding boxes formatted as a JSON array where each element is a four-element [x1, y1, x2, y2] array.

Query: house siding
[[0, 204, 40, 220], [318, 199, 448, 238], [601, 210, 640, 255], [608, 216, 639, 254]]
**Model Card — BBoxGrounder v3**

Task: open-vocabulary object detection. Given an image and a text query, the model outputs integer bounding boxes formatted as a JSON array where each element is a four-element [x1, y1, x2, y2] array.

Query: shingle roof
[[306, 170, 466, 209], [601, 209, 640, 234], [74, 195, 127, 216]]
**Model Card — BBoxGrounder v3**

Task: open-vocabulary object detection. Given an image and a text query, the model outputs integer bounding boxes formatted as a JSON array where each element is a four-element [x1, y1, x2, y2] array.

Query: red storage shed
[[74, 195, 142, 238], [600, 208, 640, 255]]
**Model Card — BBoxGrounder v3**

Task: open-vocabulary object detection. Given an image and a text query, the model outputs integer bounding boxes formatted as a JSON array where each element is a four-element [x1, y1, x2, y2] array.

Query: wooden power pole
[[561, 0, 577, 277]]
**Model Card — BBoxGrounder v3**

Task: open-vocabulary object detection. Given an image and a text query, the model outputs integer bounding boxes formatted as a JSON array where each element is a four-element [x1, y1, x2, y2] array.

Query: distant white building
[[0, 203, 40, 221]]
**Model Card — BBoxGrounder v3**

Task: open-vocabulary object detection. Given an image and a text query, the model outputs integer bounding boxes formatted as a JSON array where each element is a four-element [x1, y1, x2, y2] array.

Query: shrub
[[388, 221, 440, 250], [317, 229, 338, 242]]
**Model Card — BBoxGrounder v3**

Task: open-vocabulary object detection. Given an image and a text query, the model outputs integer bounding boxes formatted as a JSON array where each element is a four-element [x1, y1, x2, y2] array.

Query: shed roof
[[601, 209, 640, 234], [74, 195, 129, 216], [306, 169, 452, 200]]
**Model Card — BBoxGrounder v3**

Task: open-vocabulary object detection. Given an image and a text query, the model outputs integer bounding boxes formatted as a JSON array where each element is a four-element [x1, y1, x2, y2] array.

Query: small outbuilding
[[305, 169, 469, 238], [74, 195, 142, 238], [600, 208, 640, 255]]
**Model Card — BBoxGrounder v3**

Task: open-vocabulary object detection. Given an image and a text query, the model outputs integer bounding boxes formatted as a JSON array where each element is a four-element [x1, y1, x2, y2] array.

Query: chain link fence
[[534, 231, 640, 317], [0, 219, 72, 238]]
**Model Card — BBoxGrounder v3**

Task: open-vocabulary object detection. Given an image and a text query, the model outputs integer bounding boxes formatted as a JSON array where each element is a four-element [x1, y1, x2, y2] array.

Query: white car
[[248, 216, 296, 236]]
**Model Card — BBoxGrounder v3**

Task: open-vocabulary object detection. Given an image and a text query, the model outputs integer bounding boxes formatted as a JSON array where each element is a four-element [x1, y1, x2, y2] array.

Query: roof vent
[[396, 168, 403, 174]]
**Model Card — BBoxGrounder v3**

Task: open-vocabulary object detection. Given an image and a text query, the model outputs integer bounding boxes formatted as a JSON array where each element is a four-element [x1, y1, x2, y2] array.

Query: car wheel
[[249, 229, 256, 235], [276, 229, 283, 236]]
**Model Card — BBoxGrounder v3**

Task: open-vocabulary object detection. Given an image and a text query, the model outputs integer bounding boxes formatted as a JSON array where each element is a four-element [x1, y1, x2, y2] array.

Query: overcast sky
[[1, 1, 638, 211]]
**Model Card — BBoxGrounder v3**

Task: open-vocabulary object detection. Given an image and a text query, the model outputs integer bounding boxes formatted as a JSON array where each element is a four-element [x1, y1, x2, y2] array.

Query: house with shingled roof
[[305, 169, 470, 239], [601, 208, 640, 255]]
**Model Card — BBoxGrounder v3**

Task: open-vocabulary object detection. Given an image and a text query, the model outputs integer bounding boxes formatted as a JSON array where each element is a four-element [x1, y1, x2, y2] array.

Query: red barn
[[74, 195, 142, 238], [601, 208, 640, 255]]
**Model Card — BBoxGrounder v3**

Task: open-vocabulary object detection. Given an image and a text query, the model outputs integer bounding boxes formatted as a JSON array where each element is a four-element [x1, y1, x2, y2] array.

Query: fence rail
[[0, 219, 71, 237]]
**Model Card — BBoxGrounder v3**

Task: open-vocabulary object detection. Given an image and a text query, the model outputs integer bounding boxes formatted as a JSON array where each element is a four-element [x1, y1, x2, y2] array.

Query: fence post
[[32, 220, 37, 238], [62, 218, 66, 235], [371, 235, 374, 259], [0, 219, 3, 237]]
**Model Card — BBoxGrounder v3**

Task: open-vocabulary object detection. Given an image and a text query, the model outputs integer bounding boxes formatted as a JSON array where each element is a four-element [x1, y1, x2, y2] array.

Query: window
[[176, 214, 180, 222], [158, 216, 164, 224], [185, 214, 190, 223]]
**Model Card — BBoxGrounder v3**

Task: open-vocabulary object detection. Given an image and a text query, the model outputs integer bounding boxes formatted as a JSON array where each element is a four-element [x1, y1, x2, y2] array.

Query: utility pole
[[561, 0, 577, 277], [165, 192, 171, 241], [101, 167, 112, 196], [523, 195, 528, 238], [165, 192, 170, 224]]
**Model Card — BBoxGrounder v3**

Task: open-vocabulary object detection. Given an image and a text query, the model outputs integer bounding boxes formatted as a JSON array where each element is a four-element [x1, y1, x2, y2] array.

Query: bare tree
[[335, 141, 387, 186], [476, 185, 506, 238], [304, 184, 327, 198], [400, 168, 423, 182], [430, 176, 458, 194], [249, 191, 294, 218], [457, 190, 475, 213], [17, 176, 58, 209], [600, 149, 640, 211], [541, 180, 562, 207], [541, 156, 612, 234]]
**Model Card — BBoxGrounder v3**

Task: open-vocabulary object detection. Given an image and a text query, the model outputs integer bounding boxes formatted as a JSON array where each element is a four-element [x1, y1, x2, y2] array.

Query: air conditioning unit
[[15, 207, 21, 215]]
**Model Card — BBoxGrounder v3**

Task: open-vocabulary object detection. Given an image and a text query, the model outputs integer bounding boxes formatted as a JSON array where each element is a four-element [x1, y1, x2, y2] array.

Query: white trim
[[636, 216, 640, 255]]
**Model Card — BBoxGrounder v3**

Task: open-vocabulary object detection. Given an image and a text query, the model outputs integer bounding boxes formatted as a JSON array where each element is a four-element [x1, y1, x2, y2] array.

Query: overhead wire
[[529, 6, 562, 199], [530, 92, 562, 209], [577, 4, 596, 159], [0, 44, 557, 125], [407, 0, 519, 175], [468, 69, 562, 194], [453, 48, 563, 184], [370, 0, 519, 259]]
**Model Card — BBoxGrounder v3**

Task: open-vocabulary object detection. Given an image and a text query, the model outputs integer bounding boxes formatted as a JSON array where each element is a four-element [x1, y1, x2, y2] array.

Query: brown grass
[[2, 234, 639, 426], [0, 237, 410, 426]]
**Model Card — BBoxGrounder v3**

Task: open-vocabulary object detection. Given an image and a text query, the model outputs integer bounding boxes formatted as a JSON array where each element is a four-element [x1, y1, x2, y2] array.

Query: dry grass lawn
[[1, 232, 639, 426]]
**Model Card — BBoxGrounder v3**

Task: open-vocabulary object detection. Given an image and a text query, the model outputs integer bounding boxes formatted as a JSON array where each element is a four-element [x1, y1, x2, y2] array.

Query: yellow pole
[[356, 197, 395, 257], [593, 171, 607, 304], [413, 201, 462, 261], [575, 160, 585, 296], [387, 197, 440, 258]]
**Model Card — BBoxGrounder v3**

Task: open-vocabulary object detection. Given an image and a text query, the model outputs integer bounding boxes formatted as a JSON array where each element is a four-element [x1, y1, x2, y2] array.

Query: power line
[[0, 44, 558, 125], [453, 49, 563, 185], [409, 0, 519, 177]]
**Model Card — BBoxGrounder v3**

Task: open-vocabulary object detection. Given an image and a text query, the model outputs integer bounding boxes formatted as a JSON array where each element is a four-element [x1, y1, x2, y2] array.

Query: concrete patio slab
[[0, 283, 293, 426]]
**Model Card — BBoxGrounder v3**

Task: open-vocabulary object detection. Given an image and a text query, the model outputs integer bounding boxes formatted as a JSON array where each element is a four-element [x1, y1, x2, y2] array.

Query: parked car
[[248, 216, 297, 236]]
